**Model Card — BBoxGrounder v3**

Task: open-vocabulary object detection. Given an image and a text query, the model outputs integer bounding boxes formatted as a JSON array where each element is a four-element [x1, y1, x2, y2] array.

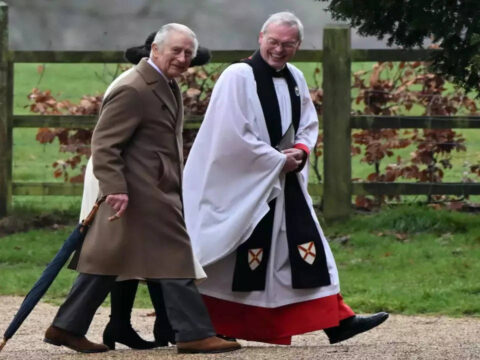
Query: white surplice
[[183, 63, 340, 308]]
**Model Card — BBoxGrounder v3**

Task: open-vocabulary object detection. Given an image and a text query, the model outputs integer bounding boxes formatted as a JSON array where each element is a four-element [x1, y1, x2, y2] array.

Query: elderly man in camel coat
[[43, 24, 240, 355]]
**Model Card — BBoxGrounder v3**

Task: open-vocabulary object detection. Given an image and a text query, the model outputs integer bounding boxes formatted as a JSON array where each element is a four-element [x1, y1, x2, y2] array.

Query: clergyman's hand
[[282, 148, 306, 161], [106, 193, 129, 221], [281, 151, 302, 173]]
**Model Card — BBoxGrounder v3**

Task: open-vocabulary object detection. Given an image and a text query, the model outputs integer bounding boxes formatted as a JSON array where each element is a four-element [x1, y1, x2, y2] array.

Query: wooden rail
[[1, 7, 479, 220]]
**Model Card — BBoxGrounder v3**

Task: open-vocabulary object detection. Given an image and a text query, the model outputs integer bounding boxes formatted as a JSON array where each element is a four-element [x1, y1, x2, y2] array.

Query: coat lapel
[[135, 58, 178, 120]]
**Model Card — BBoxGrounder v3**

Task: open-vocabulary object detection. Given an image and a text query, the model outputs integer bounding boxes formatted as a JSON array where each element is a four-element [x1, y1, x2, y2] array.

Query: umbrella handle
[[81, 197, 106, 228], [0, 338, 7, 352]]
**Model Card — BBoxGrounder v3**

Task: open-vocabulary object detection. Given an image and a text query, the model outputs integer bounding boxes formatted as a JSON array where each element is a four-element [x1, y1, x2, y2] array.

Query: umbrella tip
[[0, 338, 7, 352]]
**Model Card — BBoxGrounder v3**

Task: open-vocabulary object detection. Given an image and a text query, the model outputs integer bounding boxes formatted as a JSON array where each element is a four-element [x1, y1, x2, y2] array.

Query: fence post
[[322, 25, 351, 222], [0, 2, 12, 217]]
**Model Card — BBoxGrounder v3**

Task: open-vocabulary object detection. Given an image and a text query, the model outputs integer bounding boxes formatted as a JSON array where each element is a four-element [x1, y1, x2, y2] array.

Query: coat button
[[161, 104, 167, 111]]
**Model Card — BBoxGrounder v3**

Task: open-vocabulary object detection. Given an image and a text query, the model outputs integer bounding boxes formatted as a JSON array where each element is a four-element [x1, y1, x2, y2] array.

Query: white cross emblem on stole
[[297, 241, 316, 265], [248, 248, 263, 270]]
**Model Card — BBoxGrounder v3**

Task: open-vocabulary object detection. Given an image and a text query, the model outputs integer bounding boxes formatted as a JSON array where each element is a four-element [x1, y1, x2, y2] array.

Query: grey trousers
[[52, 273, 216, 342]]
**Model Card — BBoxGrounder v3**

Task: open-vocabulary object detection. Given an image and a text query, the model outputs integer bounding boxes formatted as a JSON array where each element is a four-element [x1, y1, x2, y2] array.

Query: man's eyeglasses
[[266, 38, 299, 50]]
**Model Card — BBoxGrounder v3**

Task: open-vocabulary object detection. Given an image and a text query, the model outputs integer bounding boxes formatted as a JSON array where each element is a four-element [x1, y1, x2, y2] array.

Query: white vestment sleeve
[[284, 65, 320, 186], [183, 64, 287, 266], [288, 64, 319, 151]]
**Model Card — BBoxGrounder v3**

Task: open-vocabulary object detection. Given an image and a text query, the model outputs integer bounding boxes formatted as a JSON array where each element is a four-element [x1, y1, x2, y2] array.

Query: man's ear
[[258, 31, 264, 46], [150, 43, 159, 59]]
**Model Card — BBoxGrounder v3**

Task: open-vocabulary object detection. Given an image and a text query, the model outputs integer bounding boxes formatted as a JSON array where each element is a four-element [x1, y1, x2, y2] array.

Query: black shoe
[[103, 321, 157, 350], [325, 312, 389, 344]]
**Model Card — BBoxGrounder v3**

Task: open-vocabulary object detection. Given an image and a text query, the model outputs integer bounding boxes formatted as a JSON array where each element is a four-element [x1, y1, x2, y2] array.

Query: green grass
[[0, 228, 79, 303], [325, 205, 480, 316], [14, 63, 123, 115], [13, 64, 124, 184], [1, 205, 479, 315], [0, 226, 155, 308]]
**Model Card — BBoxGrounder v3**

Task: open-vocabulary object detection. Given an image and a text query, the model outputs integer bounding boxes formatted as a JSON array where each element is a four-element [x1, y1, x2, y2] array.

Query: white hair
[[150, 23, 198, 57], [260, 11, 304, 42]]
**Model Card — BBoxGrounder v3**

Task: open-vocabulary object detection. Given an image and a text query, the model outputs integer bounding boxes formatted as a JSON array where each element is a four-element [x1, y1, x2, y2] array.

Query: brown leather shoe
[[177, 336, 241, 354], [44, 325, 109, 353]]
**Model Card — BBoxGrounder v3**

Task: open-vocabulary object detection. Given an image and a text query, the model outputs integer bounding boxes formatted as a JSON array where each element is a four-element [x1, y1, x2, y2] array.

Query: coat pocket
[[155, 151, 166, 182], [155, 151, 180, 193]]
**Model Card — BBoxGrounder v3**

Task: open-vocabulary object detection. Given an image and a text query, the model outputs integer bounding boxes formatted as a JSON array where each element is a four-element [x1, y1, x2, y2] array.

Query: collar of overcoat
[[135, 58, 183, 127]]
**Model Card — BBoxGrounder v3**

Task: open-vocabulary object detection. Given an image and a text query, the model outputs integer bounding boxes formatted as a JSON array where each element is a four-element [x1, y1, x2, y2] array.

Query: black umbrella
[[0, 199, 104, 352]]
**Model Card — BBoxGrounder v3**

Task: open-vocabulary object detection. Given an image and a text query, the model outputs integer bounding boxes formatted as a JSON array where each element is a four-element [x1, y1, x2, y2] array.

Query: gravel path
[[0, 296, 479, 360]]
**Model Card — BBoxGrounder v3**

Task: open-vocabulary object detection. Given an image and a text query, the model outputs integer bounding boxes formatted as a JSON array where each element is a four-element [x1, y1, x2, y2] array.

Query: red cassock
[[203, 294, 354, 344]]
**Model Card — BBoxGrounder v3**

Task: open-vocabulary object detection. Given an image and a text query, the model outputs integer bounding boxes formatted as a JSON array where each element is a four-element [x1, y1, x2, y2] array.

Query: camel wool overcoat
[[71, 58, 197, 279]]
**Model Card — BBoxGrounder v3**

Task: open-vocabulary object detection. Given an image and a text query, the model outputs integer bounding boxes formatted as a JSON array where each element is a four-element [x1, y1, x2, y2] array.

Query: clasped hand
[[281, 148, 305, 173]]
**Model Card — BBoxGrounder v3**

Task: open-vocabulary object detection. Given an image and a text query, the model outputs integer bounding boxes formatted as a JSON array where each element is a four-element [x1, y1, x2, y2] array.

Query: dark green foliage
[[320, 0, 480, 94]]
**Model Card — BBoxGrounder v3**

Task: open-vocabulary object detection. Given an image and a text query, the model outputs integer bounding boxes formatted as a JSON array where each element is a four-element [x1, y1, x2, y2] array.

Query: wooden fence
[[2, 2, 480, 221]]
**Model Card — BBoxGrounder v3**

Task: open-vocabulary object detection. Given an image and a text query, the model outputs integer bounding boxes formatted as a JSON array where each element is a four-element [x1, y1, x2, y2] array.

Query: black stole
[[232, 51, 331, 291]]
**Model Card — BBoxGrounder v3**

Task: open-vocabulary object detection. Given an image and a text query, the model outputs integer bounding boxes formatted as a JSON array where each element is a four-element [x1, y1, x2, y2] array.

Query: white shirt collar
[[147, 58, 170, 82]]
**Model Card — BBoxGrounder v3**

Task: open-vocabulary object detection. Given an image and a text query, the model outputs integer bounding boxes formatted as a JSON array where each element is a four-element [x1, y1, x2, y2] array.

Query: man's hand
[[283, 148, 306, 161], [281, 148, 304, 173], [106, 193, 129, 221], [281, 148, 307, 173]]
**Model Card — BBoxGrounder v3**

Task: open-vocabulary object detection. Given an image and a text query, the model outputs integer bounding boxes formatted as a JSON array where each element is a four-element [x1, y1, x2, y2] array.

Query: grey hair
[[150, 23, 198, 57], [260, 11, 304, 42]]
